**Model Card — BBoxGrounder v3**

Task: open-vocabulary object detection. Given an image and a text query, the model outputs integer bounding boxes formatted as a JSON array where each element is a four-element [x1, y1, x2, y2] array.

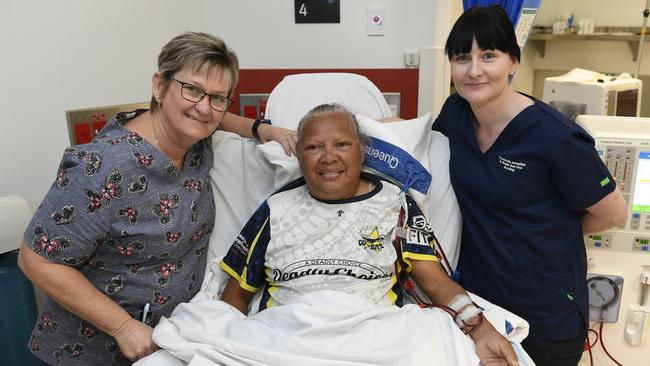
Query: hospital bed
[[136, 73, 534, 366]]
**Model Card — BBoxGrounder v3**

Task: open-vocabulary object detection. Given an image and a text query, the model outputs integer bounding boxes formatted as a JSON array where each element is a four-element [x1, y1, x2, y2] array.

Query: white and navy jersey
[[221, 174, 438, 312]]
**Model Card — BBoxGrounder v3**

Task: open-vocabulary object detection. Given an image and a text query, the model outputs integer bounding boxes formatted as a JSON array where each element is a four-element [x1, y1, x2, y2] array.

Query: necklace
[[151, 119, 161, 149]]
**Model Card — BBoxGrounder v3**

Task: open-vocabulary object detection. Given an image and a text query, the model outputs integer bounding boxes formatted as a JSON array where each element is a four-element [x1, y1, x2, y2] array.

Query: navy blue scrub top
[[433, 93, 616, 340]]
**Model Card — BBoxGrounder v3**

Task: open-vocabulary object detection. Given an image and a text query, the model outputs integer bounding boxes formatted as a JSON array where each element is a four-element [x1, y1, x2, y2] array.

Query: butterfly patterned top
[[22, 110, 215, 366]]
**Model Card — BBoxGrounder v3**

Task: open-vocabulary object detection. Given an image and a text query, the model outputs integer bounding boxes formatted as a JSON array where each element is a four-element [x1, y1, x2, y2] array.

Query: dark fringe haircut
[[445, 5, 520, 62]]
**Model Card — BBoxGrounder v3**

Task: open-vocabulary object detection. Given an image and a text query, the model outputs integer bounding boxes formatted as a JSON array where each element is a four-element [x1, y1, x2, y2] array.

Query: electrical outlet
[[404, 50, 419, 68]]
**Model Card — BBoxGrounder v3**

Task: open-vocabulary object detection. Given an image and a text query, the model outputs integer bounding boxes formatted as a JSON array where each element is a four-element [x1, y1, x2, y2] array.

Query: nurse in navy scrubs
[[432, 6, 627, 366]]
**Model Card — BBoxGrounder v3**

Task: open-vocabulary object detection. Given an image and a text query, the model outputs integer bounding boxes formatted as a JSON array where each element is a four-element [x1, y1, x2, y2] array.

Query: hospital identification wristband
[[252, 118, 272, 140]]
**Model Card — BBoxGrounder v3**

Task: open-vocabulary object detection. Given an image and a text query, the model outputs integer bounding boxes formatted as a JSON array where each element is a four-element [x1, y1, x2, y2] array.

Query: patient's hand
[[257, 124, 296, 156], [471, 319, 520, 366]]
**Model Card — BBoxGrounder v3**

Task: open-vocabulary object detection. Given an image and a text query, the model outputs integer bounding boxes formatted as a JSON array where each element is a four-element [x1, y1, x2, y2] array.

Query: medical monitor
[[544, 70, 642, 121], [575, 115, 650, 253]]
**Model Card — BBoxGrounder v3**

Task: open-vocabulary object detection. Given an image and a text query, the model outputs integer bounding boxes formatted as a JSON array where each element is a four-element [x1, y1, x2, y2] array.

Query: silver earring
[[155, 95, 161, 103]]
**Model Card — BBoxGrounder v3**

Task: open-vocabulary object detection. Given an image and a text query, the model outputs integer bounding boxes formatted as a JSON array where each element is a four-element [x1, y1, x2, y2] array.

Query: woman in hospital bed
[[138, 103, 526, 366]]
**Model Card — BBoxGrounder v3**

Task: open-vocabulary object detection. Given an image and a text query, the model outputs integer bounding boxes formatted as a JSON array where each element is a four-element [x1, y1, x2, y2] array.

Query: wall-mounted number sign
[[295, 0, 340, 24]]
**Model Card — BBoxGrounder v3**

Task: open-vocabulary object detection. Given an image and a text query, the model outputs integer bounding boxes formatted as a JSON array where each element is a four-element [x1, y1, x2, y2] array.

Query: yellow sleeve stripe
[[403, 252, 439, 262], [241, 216, 270, 283], [387, 288, 398, 304], [266, 285, 278, 308], [219, 261, 259, 293], [401, 252, 439, 273], [386, 273, 400, 304], [389, 272, 398, 286], [247, 216, 270, 263]]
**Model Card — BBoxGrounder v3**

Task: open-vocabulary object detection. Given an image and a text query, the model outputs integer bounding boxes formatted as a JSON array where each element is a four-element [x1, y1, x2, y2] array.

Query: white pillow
[[206, 131, 275, 262], [427, 130, 461, 269], [358, 114, 432, 197], [264, 73, 392, 129]]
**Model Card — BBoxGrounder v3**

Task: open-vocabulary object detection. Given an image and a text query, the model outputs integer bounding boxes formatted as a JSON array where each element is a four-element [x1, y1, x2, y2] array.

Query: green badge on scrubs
[[567, 293, 574, 301], [600, 177, 610, 187]]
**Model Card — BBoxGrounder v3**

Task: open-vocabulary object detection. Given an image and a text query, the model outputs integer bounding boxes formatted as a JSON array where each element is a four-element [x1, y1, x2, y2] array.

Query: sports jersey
[[221, 174, 439, 312], [432, 93, 616, 340]]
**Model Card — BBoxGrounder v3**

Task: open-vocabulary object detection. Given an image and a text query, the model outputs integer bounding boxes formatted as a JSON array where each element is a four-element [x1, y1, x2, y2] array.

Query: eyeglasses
[[171, 78, 233, 112]]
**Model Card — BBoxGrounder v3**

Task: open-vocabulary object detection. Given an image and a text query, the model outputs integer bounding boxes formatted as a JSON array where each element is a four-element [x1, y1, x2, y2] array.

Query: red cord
[[584, 327, 598, 366], [584, 327, 599, 350], [431, 231, 454, 275], [598, 322, 623, 366], [391, 207, 481, 335]]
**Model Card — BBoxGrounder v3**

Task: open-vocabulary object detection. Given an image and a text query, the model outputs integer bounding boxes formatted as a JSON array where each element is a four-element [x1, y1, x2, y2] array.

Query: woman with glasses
[[17, 32, 293, 366]]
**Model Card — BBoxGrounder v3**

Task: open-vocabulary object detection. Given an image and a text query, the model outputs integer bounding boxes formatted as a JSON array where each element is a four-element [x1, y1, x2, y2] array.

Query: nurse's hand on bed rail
[[257, 123, 297, 156], [470, 320, 520, 366], [112, 317, 159, 362]]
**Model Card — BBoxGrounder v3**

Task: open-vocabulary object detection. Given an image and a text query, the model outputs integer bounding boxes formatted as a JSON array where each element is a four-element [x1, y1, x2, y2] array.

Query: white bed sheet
[[135, 291, 533, 366]]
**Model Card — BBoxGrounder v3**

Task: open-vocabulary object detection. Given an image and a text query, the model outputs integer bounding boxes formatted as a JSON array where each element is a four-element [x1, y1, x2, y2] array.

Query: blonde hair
[[150, 32, 239, 112]]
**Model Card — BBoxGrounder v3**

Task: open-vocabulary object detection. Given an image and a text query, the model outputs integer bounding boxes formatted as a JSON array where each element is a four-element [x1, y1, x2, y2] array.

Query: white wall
[[0, 0, 203, 210], [0, 0, 441, 211], [199, 0, 437, 69]]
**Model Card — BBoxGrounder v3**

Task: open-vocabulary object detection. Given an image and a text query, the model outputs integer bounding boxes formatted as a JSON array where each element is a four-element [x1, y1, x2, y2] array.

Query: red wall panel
[[229, 69, 419, 119]]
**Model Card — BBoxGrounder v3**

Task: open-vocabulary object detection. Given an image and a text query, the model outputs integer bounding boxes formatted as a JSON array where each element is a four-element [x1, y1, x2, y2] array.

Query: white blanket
[[135, 291, 533, 366]]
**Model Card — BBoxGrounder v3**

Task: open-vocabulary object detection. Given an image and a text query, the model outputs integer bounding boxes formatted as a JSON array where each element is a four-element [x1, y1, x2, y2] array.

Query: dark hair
[[445, 5, 520, 62]]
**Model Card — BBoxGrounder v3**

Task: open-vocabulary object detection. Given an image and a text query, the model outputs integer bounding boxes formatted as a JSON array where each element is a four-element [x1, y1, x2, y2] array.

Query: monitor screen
[[631, 151, 650, 213], [616, 89, 639, 117]]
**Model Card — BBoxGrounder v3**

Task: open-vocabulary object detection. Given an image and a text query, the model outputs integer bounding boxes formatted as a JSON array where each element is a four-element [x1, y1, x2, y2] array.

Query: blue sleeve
[[23, 148, 112, 265], [220, 201, 271, 292], [549, 130, 616, 211], [431, 95, 454, 135]]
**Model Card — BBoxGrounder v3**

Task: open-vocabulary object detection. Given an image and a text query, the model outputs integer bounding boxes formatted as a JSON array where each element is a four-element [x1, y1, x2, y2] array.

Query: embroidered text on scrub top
[[498, 155, 527, 172]]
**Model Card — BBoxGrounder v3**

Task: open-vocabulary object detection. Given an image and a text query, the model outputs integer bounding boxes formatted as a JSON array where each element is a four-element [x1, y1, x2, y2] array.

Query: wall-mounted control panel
[[239, 94, 270, 119], [66, 102, 149, 145]]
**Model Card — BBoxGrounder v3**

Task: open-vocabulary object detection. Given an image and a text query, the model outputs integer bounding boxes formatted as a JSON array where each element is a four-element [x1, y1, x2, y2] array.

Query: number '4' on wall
[[294, 0, 340, 24]]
